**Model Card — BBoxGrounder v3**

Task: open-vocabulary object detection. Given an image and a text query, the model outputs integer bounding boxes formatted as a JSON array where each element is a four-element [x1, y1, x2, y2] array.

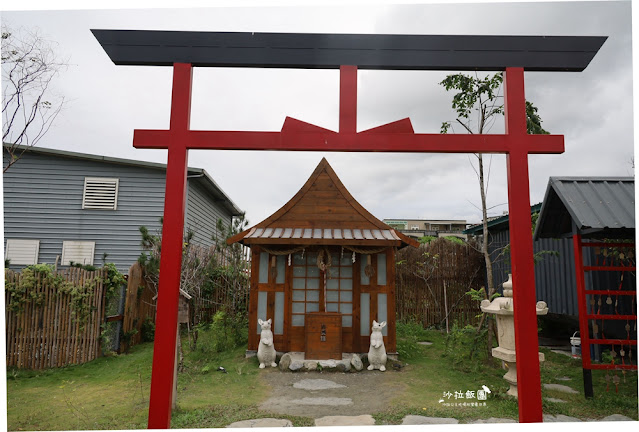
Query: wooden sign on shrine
[[93, 29, 606, 428]]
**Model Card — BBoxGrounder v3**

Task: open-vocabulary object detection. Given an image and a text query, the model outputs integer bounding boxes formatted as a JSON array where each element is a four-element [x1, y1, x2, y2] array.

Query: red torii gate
[[93, 30, 605, 428]]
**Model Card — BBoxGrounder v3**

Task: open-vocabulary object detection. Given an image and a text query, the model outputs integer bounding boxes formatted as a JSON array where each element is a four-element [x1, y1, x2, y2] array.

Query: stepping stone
[[293, 379, 346, 391], [543, 414, 582, 422], [318, 359, 338, 369], [601, 414, 635, 421], [470, 418, 517, 423], [315, 415, 375, 427], [290, 397, 353, 406], [543, 383, 579, 394], [545, 397, 566, 403], [556, 376, 572, 381], [402, 415, 459, 425], [289, 361, 304, 372], [418, 341, 433, 346], [226, 418, 293, 428], [278, 353, 292, 371], [351, 354, 364, 371]]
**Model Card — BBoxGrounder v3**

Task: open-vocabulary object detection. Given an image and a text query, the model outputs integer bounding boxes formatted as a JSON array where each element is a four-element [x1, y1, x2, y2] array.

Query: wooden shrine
[[229, 158, 418, 358]]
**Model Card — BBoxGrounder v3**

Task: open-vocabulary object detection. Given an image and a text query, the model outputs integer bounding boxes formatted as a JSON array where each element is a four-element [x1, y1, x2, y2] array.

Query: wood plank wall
[[395, 238, 485, 329]]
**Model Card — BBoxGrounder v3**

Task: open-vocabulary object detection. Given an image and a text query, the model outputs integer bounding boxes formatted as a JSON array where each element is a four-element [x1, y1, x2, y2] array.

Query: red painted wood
[[140, 63, 566, 426], [586, 314, 637, 320], [589, 364, 637, 370], [573, 234, 592, 370], [504, 67, 542, 423], [134, 128, 564, 154], [339, 65, 357, 133], [590, 338, 637, 345], [580, 242, 635, 248], [584, 290, 636, 296], [147, 63, 192, 429], [584, 266, 636, 272]]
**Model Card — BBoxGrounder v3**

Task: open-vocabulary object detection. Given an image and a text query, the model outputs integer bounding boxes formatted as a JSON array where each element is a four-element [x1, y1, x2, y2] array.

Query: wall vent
[[82, 177, 119, 210]]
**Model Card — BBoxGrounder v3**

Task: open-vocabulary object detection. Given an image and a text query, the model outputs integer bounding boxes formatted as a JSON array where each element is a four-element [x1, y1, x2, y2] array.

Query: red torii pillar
[[140, 63, 562, 428]]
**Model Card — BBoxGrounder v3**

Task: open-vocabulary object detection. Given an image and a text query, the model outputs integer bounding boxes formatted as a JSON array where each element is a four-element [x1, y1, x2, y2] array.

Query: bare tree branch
[[2, 24, 68, 172]]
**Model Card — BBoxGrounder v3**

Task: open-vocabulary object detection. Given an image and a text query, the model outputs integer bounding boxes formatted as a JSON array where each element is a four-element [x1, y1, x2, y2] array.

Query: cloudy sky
[[1, 0, 634, 228]]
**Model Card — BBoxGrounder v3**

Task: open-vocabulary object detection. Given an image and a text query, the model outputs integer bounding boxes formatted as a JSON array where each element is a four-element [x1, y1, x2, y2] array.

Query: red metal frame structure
[[92, 30, 606, 427], [573, 235, 637, 396]]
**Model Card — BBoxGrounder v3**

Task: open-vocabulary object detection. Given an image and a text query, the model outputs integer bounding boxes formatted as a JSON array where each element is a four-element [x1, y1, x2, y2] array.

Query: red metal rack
[[573, 235, 637, 397]]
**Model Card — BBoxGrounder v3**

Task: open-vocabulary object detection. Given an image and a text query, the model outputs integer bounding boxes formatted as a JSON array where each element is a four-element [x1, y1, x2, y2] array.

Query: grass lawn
[[5, 323, 638, 430]]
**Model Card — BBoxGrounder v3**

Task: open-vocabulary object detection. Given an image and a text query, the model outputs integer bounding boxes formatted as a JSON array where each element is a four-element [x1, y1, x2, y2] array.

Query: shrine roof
[[91, 30, 606, 72], [534, 177, 635, 240], [227, 158, 419, 248]]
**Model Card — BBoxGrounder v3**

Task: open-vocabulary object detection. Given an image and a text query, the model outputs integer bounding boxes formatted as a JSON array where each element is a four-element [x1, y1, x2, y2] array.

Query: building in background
[[383, 218, 468, 240], [3, 144, 242, 273]]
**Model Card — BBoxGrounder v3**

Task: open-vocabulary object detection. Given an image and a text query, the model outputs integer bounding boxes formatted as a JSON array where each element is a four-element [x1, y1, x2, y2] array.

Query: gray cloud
[[2, 1, 633, 228]]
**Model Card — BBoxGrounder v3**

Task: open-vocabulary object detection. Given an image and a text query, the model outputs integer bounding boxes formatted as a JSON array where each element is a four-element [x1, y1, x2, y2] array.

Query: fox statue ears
[[372, 320, 387, 328], [258, 318, 272, 326]]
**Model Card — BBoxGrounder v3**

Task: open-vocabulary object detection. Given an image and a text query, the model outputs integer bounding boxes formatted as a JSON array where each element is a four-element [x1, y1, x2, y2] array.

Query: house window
[[82, 177, 119, 210], [61, 241, 95, 266], [4, 239, 40, 265]]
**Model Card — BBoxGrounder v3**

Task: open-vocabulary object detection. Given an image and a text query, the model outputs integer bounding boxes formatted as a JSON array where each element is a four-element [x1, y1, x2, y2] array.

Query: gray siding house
[[3, 145, 242, 272]]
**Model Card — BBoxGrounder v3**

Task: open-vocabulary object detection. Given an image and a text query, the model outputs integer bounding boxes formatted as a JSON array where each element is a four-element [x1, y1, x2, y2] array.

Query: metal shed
[[534, 176, 636, 397], [534, 177, 635, 240]]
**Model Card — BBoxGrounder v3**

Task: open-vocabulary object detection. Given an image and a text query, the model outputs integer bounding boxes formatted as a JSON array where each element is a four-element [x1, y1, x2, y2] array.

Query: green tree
[[440, 71, 549, 357]]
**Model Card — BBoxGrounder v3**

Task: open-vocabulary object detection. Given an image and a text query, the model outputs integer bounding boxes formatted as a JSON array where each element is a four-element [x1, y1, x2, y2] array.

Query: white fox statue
[[257, 318, 277, 369], [367, 320, 387, 371]]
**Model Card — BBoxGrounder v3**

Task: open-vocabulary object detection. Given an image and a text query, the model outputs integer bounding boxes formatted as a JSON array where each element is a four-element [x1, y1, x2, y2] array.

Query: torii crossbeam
[[93, 30, 606, 428]]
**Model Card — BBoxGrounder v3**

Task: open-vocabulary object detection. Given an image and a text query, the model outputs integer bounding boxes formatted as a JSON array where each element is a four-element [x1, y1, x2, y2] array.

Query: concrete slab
[[469, 418, 517, 423], [545, 397, 566, 403], [293, 379, 346, 391], [315, 415, 375, 426], [543, 414, 582, 422], [417, 341, 433, 346], [226, 418, 293, 428], [402, 415, 459, 425], [543, 383, 579, 394], [601, 414, 635, 421], [291, 397, 353, 406]]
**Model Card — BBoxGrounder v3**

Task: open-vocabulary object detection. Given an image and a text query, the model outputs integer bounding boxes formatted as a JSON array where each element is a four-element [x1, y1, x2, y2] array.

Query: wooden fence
[[5, 268, 107, 369], [395, 238, 485, 329]]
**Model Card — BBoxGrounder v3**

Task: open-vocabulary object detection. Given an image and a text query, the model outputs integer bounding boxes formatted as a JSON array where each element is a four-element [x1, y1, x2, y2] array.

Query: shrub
[[194, 311, 248, 358], [141, 317, 155, 342], [443, 324, 491, 372]]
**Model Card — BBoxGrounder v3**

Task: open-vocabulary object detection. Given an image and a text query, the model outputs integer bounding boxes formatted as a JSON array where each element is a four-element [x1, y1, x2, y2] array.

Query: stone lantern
[[480, 274, 548, 398]]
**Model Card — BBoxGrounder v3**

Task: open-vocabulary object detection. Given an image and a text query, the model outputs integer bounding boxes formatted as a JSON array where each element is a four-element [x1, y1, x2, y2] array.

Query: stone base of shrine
[[245, 350, 398, 372]]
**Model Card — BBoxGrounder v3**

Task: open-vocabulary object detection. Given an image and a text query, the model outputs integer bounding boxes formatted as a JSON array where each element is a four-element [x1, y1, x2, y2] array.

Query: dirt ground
[[257, 368, 407, 418]]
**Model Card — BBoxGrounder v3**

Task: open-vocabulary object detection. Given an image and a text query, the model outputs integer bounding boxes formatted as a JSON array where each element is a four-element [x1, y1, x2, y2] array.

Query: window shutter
[[82, 177, 119, 210], [5, 239, 40, 265], [61, 241, 96, 266]]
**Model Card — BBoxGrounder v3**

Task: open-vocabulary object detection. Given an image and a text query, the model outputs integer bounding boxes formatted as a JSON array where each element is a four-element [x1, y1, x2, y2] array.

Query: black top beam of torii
[[91, 29, 606, 71]]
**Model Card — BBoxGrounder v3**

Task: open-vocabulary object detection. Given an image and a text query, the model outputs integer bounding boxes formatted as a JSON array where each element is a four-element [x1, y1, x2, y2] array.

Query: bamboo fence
[[5, 267, 106, 369], [395, 238, 485, 329]]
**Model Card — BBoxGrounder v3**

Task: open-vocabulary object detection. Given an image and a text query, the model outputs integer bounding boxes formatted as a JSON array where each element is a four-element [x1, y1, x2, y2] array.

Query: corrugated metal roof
[[243, 227, 401, 242], [3, 143, 243, 215], [534, 177, 635, 239], [464, 203, 542, 235]]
